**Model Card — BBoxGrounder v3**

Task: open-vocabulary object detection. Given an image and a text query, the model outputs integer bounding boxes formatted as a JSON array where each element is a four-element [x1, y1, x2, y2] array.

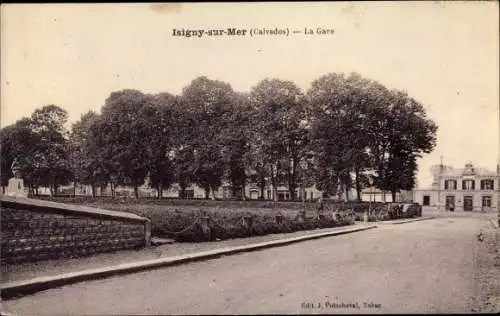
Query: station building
[[413, 162, 499, 212]]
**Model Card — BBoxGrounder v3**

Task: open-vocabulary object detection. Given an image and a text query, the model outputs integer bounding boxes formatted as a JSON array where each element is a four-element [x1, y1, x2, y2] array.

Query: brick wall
[[0, 196, 151, 264]]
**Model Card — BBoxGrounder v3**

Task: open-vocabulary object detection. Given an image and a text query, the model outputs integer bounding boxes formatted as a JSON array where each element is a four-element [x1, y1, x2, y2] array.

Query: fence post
[[144, 219, 152, 247]]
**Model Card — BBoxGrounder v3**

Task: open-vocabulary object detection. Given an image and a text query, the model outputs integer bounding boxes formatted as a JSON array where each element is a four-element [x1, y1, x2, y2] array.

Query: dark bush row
[[361, 203, 422, 222], [164, 210, 356, 242], [318, 202, 422, 222]]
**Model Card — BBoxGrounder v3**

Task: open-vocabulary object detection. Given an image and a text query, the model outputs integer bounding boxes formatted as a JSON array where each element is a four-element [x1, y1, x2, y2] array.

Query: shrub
[[317, 216, 337, 228], [212, 222, 248, 240], [251, 221, 282, 236]]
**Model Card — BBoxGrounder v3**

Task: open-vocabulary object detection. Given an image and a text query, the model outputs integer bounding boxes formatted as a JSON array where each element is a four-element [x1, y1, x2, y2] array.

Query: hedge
[[31, 197, 420, 242]]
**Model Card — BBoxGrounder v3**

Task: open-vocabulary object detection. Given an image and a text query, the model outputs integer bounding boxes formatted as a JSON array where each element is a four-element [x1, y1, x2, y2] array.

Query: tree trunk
[[91, 184, 96, 198], [73, 179, 77, 197], [204, 186, 210, 199], [355, 167, 362, 201], [288, 177, 297, 201], [158, 184, 163, 199], [259, 175, 265, 200], [271, 176, 278, 201], [391, 190, 397, 203], [288, 162, 297, 201], [337, 182, 343, 201], [133, 181, 139, 199], [241, 182, 246, 200], [345, 185, 349, 201], [210, 184, 216, 200], [289, 186, 296, 201], [180, 185, 186, 199], [49, 177, 53, 197], [33, 178, 38, 196]]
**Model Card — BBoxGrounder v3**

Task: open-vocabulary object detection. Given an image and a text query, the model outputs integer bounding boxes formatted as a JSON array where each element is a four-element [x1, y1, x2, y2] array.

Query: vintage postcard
[[1, 2, 499, 315]]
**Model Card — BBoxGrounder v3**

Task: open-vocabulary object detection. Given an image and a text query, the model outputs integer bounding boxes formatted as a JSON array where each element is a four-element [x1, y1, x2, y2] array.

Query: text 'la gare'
[[304, 27, 335, 35]]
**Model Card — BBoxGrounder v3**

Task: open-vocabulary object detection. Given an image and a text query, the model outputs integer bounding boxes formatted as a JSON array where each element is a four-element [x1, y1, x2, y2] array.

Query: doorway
[[423, 195, 430, 206], [445, 196, 455, 211], [464, 196, 473, 211], [482, 196, 492, 212]]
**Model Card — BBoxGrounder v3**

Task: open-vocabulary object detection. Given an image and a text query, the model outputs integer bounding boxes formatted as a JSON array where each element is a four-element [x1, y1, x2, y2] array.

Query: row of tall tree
[[0, 73, 438, 201]]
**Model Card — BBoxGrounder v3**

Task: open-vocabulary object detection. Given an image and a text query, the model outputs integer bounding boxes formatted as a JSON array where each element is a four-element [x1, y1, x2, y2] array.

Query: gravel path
[[470, 220, 500, 313]]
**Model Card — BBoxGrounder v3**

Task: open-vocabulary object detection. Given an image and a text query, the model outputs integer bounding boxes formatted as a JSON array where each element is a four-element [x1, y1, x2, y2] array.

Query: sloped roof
[[439, 166, 497, 177]]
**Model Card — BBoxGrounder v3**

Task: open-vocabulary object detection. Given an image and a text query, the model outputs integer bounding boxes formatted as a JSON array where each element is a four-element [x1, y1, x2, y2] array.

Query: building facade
[[413, 162, 499, 212], [360, 188, 413, 203], [55, 180, 411, 203], [40, 173, 412, 203]]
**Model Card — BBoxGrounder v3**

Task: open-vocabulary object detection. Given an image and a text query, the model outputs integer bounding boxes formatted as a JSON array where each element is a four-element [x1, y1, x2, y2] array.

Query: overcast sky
[[1, 2, 499, 186]]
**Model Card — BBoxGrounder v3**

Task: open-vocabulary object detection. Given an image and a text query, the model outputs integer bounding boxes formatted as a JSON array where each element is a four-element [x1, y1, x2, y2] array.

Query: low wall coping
[[0, 196, 149, 223]]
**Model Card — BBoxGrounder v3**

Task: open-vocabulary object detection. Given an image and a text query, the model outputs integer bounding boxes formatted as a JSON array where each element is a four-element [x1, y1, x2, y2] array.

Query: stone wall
[[0, 196, 151, 264]]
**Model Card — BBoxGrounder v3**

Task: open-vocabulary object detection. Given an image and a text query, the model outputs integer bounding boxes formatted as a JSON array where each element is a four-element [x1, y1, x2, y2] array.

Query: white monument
[[5, 158, 27, 198]]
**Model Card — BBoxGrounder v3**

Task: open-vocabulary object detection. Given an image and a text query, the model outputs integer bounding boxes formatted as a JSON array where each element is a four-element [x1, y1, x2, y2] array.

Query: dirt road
[[2, 216, 497, 314]]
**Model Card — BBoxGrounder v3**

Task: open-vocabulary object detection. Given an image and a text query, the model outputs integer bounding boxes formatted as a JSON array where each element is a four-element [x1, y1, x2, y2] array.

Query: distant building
[[360, 187, 413, 203], [44, 173, 413, 203], [160, 182, 325, 201], [413, 162, 499, 212]]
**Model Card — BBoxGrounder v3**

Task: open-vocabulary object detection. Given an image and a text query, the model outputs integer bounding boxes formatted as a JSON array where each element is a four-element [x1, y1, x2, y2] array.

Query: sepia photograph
[[0, 2, 499, 314]]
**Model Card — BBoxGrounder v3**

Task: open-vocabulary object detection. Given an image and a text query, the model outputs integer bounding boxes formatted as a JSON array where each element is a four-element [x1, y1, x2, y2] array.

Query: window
[[444, 180, 457, 190], [423, 195, 430, 206], [462, 180, 475, 190], [480, 179, 494, 190], [482, 196, 492, 207], [278, 192, 286, 201]]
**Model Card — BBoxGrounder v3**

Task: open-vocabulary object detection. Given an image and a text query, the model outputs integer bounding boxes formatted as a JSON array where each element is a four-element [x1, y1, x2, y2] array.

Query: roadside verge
[[1, 224, 376, 300]]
